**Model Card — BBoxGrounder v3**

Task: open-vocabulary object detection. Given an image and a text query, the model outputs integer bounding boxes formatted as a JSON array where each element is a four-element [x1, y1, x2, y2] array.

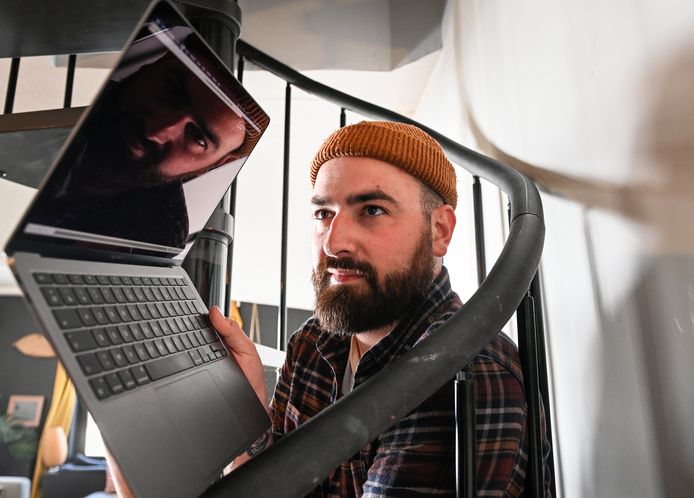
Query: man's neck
[[353, 324, 393, 358]]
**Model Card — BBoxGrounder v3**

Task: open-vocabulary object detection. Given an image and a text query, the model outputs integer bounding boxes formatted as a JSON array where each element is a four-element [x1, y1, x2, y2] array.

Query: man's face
[[311, 157, 437, 334], [84, 53, 246, 189]]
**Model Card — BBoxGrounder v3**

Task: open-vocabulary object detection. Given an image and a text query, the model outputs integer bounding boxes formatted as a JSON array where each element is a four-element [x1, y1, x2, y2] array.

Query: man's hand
[[209, 306, 269, 412]]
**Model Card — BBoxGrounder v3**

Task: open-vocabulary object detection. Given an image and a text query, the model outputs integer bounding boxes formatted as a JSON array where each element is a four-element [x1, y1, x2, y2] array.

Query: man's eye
[[313, 209, 333, 220], [364, 205, 385, 216], [186, 123, 207, 149]]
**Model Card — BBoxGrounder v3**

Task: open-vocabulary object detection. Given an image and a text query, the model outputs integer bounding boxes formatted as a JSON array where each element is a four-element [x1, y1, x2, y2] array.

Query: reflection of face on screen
[[80, 46, 246, 190], [25, 30, 257, 250]]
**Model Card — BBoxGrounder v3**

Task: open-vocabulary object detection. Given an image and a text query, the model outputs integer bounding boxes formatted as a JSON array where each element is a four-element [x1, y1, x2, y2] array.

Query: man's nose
[[146, 114, 189, 145], [322, 213, 357, 258]]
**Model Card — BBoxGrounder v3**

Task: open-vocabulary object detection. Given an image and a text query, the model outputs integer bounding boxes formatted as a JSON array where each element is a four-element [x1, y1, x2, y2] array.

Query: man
[[112, 121, 547, 497], [30, 30, 251, 248]]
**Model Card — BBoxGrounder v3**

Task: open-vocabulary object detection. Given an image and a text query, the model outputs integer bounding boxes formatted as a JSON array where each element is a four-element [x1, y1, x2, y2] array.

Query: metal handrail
[[201, 41, 545, 497]]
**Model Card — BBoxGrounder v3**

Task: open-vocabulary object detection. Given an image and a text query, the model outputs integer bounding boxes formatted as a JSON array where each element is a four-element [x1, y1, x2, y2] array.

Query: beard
[[312, 227, 435, 336]]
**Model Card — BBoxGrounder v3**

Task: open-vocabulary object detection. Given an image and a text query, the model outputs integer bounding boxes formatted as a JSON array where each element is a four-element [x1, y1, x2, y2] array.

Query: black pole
[[516, 292, 545, 497], [340, 107, 346, 128], [4, 58, 21, 114], [63, 54, 77, 108], [455, 372, 476, 498], [222, 54, 244, 317], [528, 271, 556, 498], [277, 82, 291, 350], [472, 175, 486, 285]]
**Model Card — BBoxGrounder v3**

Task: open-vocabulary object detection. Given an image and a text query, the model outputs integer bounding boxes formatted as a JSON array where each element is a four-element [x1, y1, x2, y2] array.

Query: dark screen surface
[[7, 1, 268, 263]]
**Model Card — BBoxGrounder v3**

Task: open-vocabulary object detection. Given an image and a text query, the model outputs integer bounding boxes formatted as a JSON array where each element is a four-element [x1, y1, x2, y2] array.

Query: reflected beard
[[312, 228, 435, 336]]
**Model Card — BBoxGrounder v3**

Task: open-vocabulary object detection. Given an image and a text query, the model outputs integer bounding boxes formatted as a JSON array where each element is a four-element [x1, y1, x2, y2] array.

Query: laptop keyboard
[[33, 272, 228, 401]]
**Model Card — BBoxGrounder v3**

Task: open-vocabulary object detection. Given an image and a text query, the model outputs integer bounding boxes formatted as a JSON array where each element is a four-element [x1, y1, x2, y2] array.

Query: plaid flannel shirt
[[270, 268, 546, 497]]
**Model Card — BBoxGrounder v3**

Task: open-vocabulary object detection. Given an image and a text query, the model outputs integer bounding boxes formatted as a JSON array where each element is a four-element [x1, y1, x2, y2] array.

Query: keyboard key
[[134, 343, 150, 362], [101, 288, 116, 304], [92, 328, 111, 347], [127, 304, 142, 321], [112, 287, 127, 303], [74, 287, 92, 305], [147, 303, 160, 319], [123, 287, 137, 303], [180, 334, 193, 350], [104, 306, 121, 324], [121, 276, 133, 285], [118, 369, 137, 390], [41, 287, 63, 306], [194, 331, 206, 346], [129, 323, 144, 341], [105, 327, 123, 345], [65, 330, 97, 352], [68, 274, 84, 285], [53, 309, 82, 329], [33, 273, 52, 284], [159, 319, 172, 335], [97, 350, 116, 371], [109, 276, 122, 285], [182, 316, 195, 332], [142, 277, 153, 286], [137, 303, 152, 320], [133, 287, 146, 302], [167, 318, 181, 334], [167, 278, 178, 286], [77, 353, 102, 375], [131, 277, 143, 286], [87, 288, 104, 304], [150, 321, 163, 337], [189, 349, 203, 365], [117, 325, 134, 343], [122, 345, 139, 364], [144, 341, 160, 359], [104, 373, 124, 395], [154, 339, 168, 357], [140, 322, 154, 339], [90, 377, 110, 400], [163, 337, 177, 355], [175, 288, 188, 301], [111, 347, 128, 367], [143, 287, 155, 302], [130, 365, 150, 385], [77, 308, 96, 327], [160, 287, 173, 301], [202, 329, 217, 344], [92, 307, 109, 325], [151, 277, 161, 286], [174, 317, 186, 332], [156, 302, 169, 318], [83, 275, 98, 285], [187, 332, 200, 347], [152, 287, 164, 301], [58, 287, 78, 306], [172, 336, 185, 352], [116, 306, 131, 322], [51, 273, 69, 285], [96, 275, 110, 285], [165, 302, 177, 317], [145, 352, 194, 381], [182, 286, 195, 300]]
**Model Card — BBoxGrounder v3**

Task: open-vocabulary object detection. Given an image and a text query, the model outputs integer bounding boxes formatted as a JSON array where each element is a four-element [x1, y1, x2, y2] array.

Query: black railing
[[199, 41, 547, 497]]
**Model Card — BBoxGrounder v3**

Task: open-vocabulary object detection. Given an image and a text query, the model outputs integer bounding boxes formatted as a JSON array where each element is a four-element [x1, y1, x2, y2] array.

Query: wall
[[413, 1, 694, 496]]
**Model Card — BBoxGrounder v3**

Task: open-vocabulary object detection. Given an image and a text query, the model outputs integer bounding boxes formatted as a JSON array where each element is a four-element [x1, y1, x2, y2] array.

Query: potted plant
[[0, 414, 39, 477]]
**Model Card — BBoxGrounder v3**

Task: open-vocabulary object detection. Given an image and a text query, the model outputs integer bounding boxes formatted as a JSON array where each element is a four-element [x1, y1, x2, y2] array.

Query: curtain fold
[[30, 362, 76, 498]]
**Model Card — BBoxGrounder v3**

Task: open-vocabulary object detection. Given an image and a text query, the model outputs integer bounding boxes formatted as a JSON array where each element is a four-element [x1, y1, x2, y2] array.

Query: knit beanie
[[310, 121, 457, 209]]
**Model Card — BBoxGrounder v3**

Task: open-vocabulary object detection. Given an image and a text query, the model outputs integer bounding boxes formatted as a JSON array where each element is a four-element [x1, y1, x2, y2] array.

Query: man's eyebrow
[[346, 189, 398, 206], [310, 190, 398, 206]]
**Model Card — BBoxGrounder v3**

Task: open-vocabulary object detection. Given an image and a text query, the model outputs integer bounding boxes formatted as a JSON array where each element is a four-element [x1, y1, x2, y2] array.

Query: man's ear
[[431, 205, 456, 257]]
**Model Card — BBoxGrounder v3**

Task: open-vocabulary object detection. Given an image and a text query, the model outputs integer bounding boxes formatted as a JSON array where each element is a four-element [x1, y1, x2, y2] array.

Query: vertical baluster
[[340, 107, 346, 128], [63, 54, 77, 108], [277, 82, 291, 350], [472, 175, 486, 285], [4, 58, 21, 114]]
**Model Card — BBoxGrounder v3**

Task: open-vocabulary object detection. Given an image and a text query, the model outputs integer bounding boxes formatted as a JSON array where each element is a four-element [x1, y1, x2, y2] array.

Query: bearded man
[[109, 121, 547, 498]]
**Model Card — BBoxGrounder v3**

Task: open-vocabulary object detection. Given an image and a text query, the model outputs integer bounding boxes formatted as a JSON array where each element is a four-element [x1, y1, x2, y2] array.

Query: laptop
[[4, 1, 271, 496]]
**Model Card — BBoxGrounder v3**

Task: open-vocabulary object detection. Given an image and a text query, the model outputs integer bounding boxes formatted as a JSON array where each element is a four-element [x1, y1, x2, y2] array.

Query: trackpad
[[157, 369, 248, 477]]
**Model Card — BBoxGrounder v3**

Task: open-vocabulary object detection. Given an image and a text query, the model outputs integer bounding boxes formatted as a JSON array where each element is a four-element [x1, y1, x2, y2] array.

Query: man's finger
[[209, 306, 256, 355]]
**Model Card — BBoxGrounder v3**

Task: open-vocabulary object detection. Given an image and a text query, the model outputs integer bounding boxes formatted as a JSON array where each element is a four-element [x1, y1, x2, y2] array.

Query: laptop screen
[[9, 2, 268, 262]]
